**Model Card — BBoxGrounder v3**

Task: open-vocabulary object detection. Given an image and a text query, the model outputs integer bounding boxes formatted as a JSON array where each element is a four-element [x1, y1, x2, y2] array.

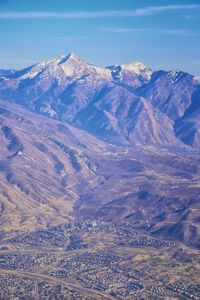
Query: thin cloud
[[0, 5, 200, 19], [131, 4, 200, 16], [101, 27, 199, 36], [183, 15, 194, 19]]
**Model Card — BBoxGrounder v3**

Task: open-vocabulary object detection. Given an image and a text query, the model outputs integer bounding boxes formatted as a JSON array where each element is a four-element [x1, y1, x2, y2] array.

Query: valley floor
[[0, 220, 199, 300]]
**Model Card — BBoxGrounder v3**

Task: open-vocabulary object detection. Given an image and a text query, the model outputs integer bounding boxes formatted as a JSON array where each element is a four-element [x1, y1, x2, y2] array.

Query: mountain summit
[[0, 53, 200, 148], [121, 61, 153, 79], [18, 52, 111, 81]]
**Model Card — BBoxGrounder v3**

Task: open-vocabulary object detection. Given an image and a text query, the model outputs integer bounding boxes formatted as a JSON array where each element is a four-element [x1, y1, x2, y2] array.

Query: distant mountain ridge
[[0, 52, 200, 148], [0, 69, 16, 77]]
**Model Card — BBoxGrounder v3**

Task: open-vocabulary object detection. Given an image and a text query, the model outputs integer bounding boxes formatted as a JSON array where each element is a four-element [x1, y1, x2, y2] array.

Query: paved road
[[0, 268, 116, 300]]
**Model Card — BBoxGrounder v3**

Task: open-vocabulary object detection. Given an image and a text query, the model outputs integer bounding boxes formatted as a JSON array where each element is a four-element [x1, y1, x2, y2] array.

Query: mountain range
[[0, 53, 200, 249], [1, 53, 200, 147]]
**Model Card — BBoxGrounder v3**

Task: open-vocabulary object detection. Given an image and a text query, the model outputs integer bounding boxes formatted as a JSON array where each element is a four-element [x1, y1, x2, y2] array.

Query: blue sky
[[0, 0, 200, 75]]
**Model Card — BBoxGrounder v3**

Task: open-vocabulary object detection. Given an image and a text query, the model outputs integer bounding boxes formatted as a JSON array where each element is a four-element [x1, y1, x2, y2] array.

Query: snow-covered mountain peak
[[122, 61, 147, 71], [58, 52, 83, 64], [58, 53, 111, 79], [106, 61, 153, 83], [121, 61, 153, 79], [19, 52, 87, 80], [18, 52, 111, 81], [57, 53, 89, 77]]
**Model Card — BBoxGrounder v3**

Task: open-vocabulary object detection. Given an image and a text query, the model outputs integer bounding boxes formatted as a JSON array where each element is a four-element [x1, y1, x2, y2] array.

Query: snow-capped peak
[[59, 53, 111, 78], [58, 52, 89, 77], [19, 52, 111, 80], [121, 61, 153, 79], [58, 52, 83, 65], [18, 52, 86, 80], [13, 53, 154, 83]]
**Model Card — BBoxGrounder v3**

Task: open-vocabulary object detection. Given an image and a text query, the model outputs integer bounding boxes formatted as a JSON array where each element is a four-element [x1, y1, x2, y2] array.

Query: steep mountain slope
[[72, 85, 181, 145], [0, 100, 200, 248], [136, 70, 199, 120], [0, 100, 110, 229], [1, 53, 199, 147], [0, 69, 16, 77], [174, 85, 200, 148]]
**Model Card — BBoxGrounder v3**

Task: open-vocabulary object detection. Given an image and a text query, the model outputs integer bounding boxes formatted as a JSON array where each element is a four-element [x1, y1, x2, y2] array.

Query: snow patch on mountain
[[121, 62, 153, 80], [92, 66, 111, 79], [20, 56, 65, 80], [166, 70, 184, 84], [194, 76, 200, 84]]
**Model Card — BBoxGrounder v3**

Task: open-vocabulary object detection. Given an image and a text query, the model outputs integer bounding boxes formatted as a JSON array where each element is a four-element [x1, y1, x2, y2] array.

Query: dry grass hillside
[[0, 100, 200, 248]]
